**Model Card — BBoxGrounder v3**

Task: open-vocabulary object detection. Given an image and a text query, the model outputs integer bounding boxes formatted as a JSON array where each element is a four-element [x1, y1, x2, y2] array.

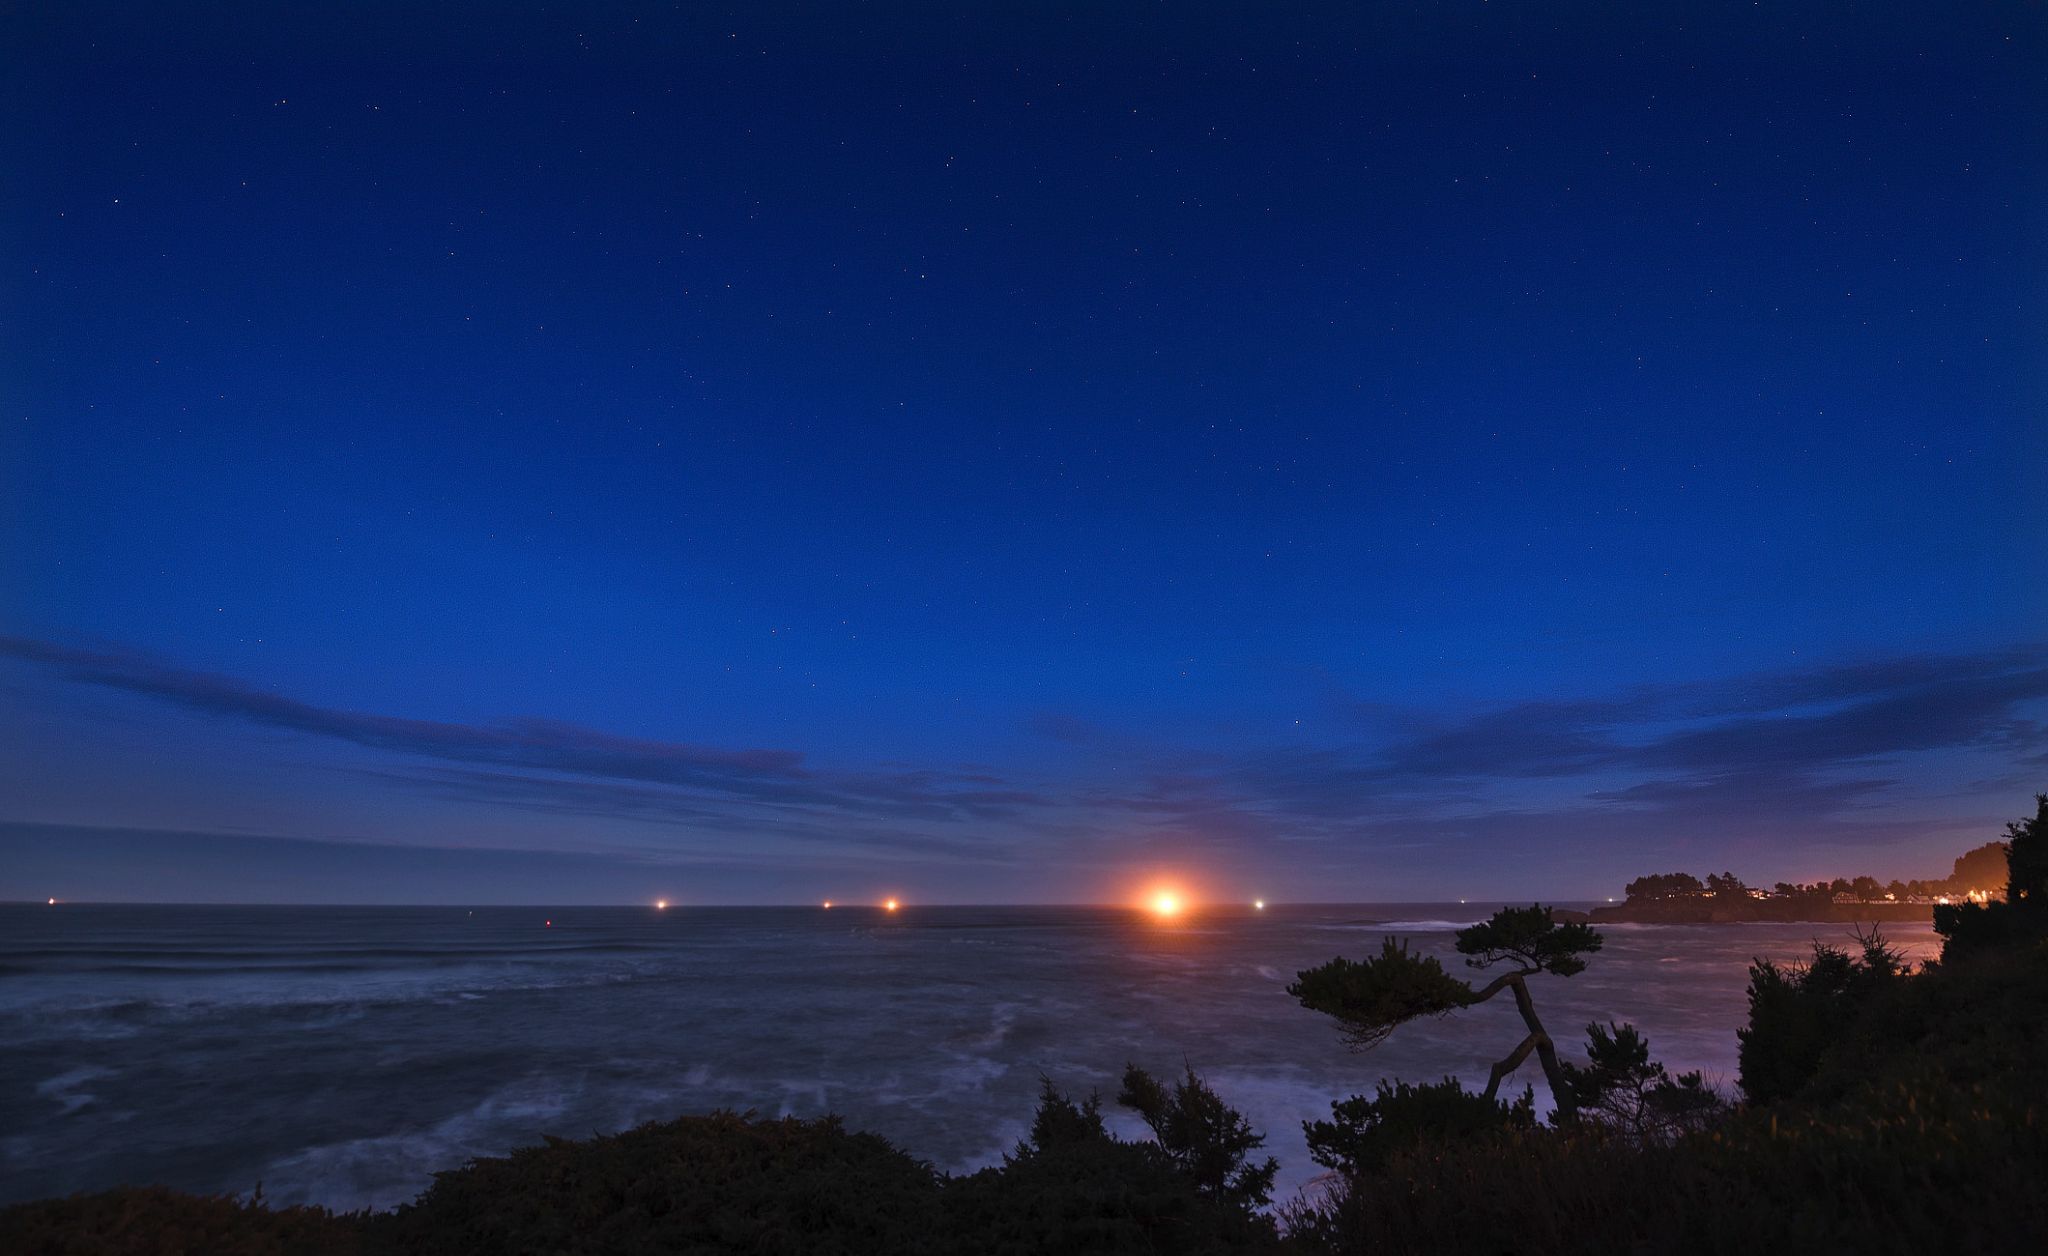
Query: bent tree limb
[[1466, 970, 1578, 1121]]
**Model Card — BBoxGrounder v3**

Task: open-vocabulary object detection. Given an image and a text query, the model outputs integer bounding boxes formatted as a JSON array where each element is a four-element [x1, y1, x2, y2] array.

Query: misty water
[[0, 903, 1938, 1209]]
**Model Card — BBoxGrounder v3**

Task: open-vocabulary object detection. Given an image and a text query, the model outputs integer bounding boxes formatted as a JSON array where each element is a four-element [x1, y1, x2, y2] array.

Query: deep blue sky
[[3, 2, 2043, 904]]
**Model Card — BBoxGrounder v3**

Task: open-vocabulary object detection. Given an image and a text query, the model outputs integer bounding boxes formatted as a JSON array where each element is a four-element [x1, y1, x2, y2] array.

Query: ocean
[[0, 902, 1938, 1209]]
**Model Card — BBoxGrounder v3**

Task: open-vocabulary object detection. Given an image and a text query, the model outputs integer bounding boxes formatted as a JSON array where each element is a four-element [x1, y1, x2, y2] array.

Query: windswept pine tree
[[1288, 906, 1602, 1118]]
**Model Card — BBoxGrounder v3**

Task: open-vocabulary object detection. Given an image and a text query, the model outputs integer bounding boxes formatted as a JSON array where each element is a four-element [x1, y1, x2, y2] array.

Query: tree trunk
[[1472, 972, 1579, 1121], [1510, 975, 1577, 1122]]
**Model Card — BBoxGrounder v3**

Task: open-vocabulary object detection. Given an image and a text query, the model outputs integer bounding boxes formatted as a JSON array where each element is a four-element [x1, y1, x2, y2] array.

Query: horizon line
[[6, 898, 1563, 910]]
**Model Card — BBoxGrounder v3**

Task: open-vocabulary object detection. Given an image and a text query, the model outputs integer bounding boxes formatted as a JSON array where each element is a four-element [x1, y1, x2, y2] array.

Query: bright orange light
[[1252, 899, 1265, 911], [1151, 891, 1182, 918], [655, 899, 669, 910], [822, 900, 833, 909], [883, 898, 900, 912]]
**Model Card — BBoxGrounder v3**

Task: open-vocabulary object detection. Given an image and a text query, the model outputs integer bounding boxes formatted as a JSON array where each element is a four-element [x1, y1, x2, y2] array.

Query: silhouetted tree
[[1850, 875, 1882, 902], [1936, 795, 2046, 958], [1559, 1022, 1723, 1143], [953, 1078, 1282, 1254], [1738, 928, 1908, 1104], [1949, 839, 2015, 895], [1302, 1077, 1534, 1176], [1624, 872, 1703, 900], [1117, 1065, 1278, 1215], [1705, 872, 1748, 897], [1289, 906, 1603, 1120]]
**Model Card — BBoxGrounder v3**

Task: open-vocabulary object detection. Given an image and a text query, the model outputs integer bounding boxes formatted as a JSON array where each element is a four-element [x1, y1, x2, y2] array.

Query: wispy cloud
[[5, 634, 2041, 894], [1051, 644, 2048, 869], [0, 636, 1050, 846]]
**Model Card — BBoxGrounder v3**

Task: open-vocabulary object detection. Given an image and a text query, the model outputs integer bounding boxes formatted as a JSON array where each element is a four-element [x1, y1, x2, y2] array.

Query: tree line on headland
[[6, 796, 2045, 1255], [1588, 839, 2011, 925]]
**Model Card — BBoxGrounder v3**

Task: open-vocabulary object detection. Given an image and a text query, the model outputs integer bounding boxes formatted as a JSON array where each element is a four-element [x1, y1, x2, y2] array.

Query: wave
[[35, 1066, 115, 1116]]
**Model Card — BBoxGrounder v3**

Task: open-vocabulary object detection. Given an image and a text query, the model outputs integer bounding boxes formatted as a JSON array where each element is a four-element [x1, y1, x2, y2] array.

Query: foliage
[[1737, 928, 1909, 1104], [1290, 913, 2048, 1254], [1773, 933, 2048, 1109], [1114, 1066, 1277, 1215], [1704, 871, 1749, 896], [946, 1078, 1281, 1255], [1639, 839, 2018, 903], [371, 1111, 946, 1256], [1558, 1022, 1724, 1143], [1286, 937, 1472, 1050], [1453, 904, 1603, 977], [1294, 907, 1601, 1125], [0, 1186, 361, 1256], [1302, 1077, 1534, 1176], [1936, 794, 2045, 958], [1022, 1076, 1110, 1151], [0, 1079, 1287, 1256], [1283, 1073, 2048, 1256], [1950, 839, 2015, 894], [1623, 871, 1704, 900]]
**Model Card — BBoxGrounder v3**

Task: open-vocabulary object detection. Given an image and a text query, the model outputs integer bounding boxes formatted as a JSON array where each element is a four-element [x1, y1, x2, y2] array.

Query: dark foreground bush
[[0, 1092, 1279, 1256], [1288, 933, 2048, 1255], [1303, 1077, 1534, 1176], [0, 1186, 362, 1256], [1287, 1072, 2046, 1255], [945, 1079, 1281, 1255], [371, 1111, 945, 1256]]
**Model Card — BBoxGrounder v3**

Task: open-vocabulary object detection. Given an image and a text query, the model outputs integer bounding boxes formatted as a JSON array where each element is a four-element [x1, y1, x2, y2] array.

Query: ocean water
[[0, 903, 1937, 1209]]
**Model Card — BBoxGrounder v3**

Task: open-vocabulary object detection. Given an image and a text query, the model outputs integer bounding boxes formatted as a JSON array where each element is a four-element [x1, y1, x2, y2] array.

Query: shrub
[[1560, 1022, 1724, 1143], [1285, 1073, 2047, 1255], [368, 1111, 945, 1256], [1736, 928, 1907, 1104], [1115, 1065, 1278, 1214], [0, 1186, 361, 1256], [1936, 794, 2047, 958], [1303, 1076, 1535, 1175], [942, 1079, 1281, 1255]]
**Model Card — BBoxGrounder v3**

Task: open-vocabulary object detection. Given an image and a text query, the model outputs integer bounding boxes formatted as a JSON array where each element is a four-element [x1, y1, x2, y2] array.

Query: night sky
[[3, 3, 2043, 905]]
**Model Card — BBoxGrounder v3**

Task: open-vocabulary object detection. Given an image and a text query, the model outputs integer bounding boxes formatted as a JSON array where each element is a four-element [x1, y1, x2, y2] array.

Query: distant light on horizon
[[655, 899, 669, 910], [883, 898, 899, 912], [1253, 899, 1265, 911], [1150, 891, 1182, 918], [822, 900, 833, 909]]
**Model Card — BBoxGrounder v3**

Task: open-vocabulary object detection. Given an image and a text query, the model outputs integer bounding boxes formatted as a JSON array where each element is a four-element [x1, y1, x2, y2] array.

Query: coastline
[[1581, 900, 1934, 926]]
